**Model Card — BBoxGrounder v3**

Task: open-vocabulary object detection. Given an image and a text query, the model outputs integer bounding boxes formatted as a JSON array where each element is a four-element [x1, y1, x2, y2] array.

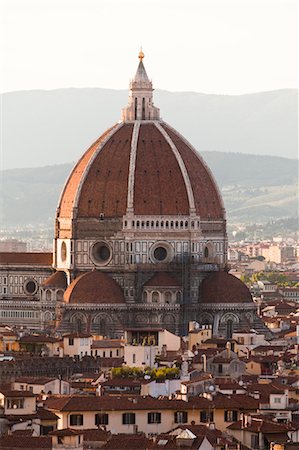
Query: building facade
[[0, 52, 263, 338]]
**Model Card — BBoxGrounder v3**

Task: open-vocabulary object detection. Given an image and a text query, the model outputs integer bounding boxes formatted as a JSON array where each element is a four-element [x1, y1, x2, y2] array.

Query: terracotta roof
[[19, 335, 60, 344], [50, 428, 82, 436], [227, 418, 296, 433], [81, 428, 110, 442], [64, 271, 125, 304], [0, 436, 51, 449], [42, 271, 67, 288], [0, 252, 52, 265], [102, 434, 153, 449], [201, 271, 253, 304], [63, 333, 92, 338], [144, 272, 181, 288], [182, 374, 213, 385], [14, 376, 56, 384], [45, 395, 203, 412], [36, 408, 59, 420], [0, 389, 35, 397], [99, 357, 124, 367], [57, 122, 225, 223], [152, 424, 243, 450], [45, 393, 258, 413], [92, 339, 124, 349]]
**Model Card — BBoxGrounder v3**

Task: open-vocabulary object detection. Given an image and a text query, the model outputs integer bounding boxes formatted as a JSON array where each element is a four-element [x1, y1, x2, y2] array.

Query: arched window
[[204, 247, 209, 258], [176, 291, 182, 303], [46, 290, 51, 301], [75, 318, 83, 333], [56, 290, 64, 301], [164, 292, 172, 304], [226, 319, 233, 339], [152, 291, 159, 303]]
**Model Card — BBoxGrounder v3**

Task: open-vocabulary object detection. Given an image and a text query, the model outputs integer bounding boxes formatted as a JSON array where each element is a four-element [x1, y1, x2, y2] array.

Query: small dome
[[201, 271, 253, 304], [42, 271, 67, 289], [144, 272, 181, 287], [64, 271, 125, 304]]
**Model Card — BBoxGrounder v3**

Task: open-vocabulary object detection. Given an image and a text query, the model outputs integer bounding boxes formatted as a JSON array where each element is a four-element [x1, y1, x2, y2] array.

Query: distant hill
[[1, 152, 297, 227], [1, 88, 297, 170]]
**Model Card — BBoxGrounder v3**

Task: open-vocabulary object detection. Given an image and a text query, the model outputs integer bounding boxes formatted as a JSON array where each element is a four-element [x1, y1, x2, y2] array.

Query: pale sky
[[0, 0, 297, 94]]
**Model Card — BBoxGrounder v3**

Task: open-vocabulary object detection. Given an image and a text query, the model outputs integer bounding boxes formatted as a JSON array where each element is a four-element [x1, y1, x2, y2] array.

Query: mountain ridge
[[1, 152, 297, 228], [1, 88, 297, 170]]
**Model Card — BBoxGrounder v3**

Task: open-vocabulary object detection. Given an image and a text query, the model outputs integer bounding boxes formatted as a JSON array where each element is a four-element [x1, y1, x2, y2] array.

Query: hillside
[[1, 153, 297, 228], [1, 88, 297, 170]]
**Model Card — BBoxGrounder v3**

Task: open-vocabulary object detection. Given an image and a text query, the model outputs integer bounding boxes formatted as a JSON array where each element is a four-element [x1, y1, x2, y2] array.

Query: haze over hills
[[1, 152, 297, 228], [1, 88, 297, 170]]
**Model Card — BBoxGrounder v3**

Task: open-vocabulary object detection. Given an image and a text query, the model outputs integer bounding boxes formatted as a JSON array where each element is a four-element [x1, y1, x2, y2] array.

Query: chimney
[[202, 354, 207, 372]]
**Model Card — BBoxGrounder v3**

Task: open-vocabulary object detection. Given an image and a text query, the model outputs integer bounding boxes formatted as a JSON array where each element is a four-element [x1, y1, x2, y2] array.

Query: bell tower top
[[121, 50, 160, 121]]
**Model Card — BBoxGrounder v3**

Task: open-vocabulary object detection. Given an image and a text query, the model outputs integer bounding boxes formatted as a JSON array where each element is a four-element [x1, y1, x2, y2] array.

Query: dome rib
[[126, 121, 141, 213], [161, 122, 225, 220], [73, 122, 124, 213], [58, 123, 120, 218], [155, 122, 195, 214], [133, 123, 190, 215], [56, 120, 226, 223]]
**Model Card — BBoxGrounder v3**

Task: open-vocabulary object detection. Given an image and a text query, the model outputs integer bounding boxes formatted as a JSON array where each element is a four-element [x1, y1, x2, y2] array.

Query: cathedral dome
[[64, 271, 125, 304], [201, 271, 253, 304], [57, 55, 224, 223], [57, 122, 224, 220]]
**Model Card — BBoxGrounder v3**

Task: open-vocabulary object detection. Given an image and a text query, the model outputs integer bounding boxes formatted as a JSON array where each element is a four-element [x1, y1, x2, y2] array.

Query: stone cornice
[[200, 303, 256, 310]]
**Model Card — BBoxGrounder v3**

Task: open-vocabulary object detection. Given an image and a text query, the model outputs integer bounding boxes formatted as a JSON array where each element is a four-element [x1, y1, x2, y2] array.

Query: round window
[[150, 242, 174, 264], [61, 241, 67, 262], [24, 279, 38, 295], [91, 242, 112, 266], [154, 246, 167, 261]]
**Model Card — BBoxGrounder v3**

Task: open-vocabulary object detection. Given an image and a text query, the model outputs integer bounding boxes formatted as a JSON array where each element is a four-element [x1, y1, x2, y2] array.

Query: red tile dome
[[201, 271, 253, 304], [42, 271, 67, 289], [144, 272, 181, 287], [57, 121, 224, 221], [64, 271, 125, 304]]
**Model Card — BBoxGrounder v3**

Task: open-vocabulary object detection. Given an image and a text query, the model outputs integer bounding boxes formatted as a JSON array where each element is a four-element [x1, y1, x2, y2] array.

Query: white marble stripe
[[73, 122, 124, 211], [126, 120, 141, 212], [155, 121, 196, 214]]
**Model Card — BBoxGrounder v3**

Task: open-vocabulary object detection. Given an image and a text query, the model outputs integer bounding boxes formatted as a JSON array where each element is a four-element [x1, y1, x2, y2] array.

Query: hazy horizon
[[1, 86, 298, 96]]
